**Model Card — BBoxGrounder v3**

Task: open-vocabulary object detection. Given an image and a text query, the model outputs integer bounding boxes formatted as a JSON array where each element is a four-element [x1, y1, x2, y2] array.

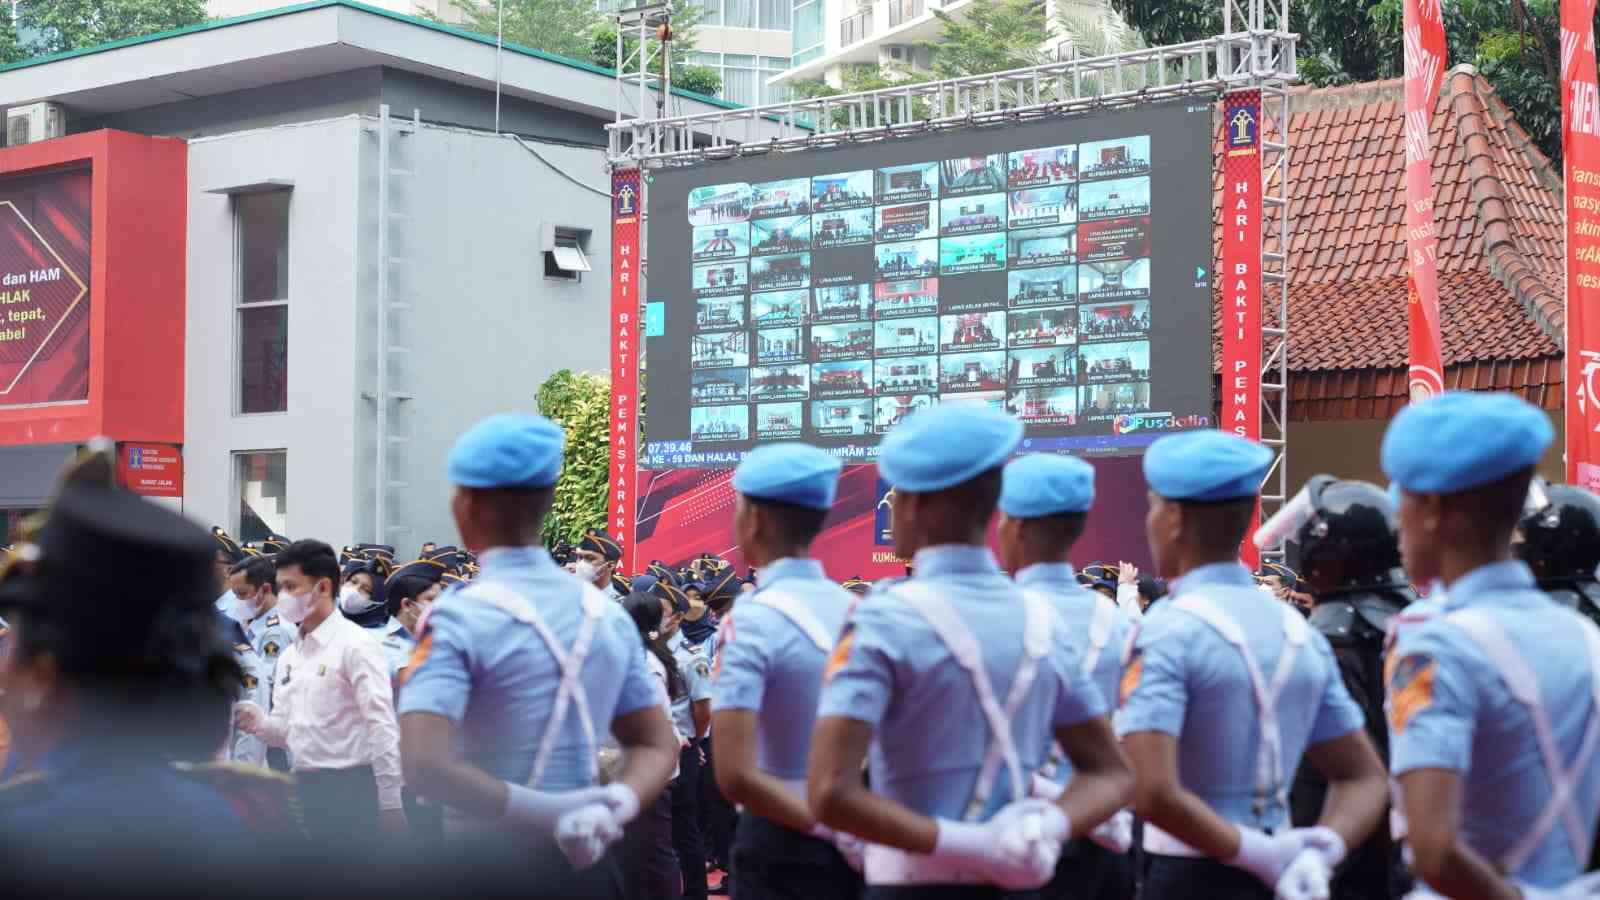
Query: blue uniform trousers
[[729, 813, 861, 900]]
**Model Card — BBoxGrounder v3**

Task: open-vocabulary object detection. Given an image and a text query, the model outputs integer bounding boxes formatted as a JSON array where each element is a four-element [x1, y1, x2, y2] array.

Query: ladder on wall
[[370, 104, 419, 550]]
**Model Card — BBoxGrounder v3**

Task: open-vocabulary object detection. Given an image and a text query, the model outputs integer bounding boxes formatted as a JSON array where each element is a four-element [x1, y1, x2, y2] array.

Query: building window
[[696, 0, 722, 25], [793, 0, 823, 61], [759, 0, 790, 30], [235, 450, 287, 543], [236, 191, 289, 414], [544, 227, 592, 281]]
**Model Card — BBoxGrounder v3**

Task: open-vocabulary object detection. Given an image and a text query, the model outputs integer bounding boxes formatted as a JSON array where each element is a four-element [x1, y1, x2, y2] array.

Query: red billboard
[[0, 167, 91, 407]]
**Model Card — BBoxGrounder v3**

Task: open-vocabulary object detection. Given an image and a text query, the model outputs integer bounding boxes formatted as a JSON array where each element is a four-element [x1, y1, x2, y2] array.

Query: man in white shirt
[[234, 539, 407, 838]]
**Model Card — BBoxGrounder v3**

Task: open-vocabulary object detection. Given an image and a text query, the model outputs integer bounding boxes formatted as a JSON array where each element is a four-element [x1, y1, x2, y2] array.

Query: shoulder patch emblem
[[1118, 648, 1144, 707], [400, 634, 434, 688], [694, 658, 711, 680], [243, 674, 259, 691], [263, 641, 280, 658], [823, 623, 856, 682], [1386, 653, 1437, 734]]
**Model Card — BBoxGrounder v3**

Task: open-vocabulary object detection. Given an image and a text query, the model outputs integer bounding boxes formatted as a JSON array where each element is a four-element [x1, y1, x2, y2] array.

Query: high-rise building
[[771, 0, 1137, 91], [681, 0, 797, 105]]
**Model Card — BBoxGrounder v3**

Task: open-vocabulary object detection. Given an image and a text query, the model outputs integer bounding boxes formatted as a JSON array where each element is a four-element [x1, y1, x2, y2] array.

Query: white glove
[[812, 823, 865, 872], [232, 701, 265, 735], [1299, 826, 1346, 868], [1089, 809, 1135, 854], [554, 803, 624, 870], [599, 782, 642, 826], [934, 798, 1071, 890], [1030, 772, 1066, 802], [1274, 848, 1332, 900], [503, 782, 615, 833], [1227, 826, 1321, 887]]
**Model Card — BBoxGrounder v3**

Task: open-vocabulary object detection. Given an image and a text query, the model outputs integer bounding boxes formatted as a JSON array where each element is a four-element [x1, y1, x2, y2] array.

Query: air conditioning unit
[[7, 103, 66, 146]]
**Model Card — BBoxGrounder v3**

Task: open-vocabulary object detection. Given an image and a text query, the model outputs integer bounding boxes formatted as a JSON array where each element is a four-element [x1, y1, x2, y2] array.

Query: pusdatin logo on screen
[[1112, 412, 1210, 434]]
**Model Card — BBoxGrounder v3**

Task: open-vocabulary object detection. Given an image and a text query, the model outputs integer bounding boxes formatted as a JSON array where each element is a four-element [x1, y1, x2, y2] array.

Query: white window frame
[[233, 190, 291, 417]]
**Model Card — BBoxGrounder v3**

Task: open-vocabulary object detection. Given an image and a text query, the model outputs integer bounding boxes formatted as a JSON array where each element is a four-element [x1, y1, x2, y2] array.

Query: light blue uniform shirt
[[242, 609, 296, 713], [229, 639, 271, 766], [1389, 560, 1600, 888], [668, 629, 714, 740], [1117, 561, 1365, 830], [1016, 561, 1134, 785], [817, 545, 1107, 821], [398, 546, 660, 794], [712, 557, 855, 781], [382, 619, 416, 679]]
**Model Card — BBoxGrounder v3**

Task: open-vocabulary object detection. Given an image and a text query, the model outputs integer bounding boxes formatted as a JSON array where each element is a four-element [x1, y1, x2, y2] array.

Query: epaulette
[[170, 762, 297, 835], [264, 615, 280, 628], [0, 770, 55, 810], [233, 642, 252, 654]]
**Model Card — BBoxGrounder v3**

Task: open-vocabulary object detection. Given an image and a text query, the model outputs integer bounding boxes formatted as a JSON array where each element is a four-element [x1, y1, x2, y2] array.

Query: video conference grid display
[[646, 101, 1215, 465]]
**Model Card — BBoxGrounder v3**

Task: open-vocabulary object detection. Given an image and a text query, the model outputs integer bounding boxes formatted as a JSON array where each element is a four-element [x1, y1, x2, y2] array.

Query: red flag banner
[[1403, 0, 1447, 400], [1222, 91, 1263, 568], [1565, 0, 1600, 488], [610, 169, 643, 573]]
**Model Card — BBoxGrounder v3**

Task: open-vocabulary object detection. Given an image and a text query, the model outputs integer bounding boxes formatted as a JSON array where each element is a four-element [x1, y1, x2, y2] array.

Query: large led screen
[[645, 101, 1213, 467]]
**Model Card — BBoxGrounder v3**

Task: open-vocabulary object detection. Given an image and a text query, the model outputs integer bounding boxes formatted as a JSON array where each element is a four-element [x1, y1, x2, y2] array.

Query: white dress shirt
[[259, 611, 404, 810], [1116, 582, 1144, 619]]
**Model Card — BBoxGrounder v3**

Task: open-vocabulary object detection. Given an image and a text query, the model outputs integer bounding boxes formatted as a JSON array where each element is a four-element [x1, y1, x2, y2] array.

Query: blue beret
[[447, 413, 564, 489], [879, 405, 1022, 493], [1143, 430, 1272, 501], [1000, 454, 1096, 517], [1381, 391, 1552, 494], [732, 443, 842, 510]]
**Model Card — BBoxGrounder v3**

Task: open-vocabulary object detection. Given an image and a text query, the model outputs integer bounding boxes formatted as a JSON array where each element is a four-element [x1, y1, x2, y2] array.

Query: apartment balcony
[[771, 0, 964, 86]]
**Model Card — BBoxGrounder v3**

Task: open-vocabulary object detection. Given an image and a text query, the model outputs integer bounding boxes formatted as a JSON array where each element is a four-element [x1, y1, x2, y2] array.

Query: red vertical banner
[[1222, 91, 1263, 569], [610, 169, 642, 573], [1564, 0, 1600, 488], [1403, 0, 1447, 400]]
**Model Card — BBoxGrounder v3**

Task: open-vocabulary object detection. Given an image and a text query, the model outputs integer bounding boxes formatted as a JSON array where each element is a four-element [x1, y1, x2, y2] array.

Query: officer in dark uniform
[[1514, 482, 1600, 625], [1264, 475, 1414, 900], [0, 455, 295, 892]]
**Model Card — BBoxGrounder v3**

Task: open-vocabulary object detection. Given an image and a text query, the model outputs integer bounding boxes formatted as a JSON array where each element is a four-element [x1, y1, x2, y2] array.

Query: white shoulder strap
[[465, 580, 606, 787], [1445, 609, 1600, 872], [1172, 594, 1313, 819], [896, 582, 1051, 821], [747, 587, 834, 652], [1080, 594, 1119, 680]]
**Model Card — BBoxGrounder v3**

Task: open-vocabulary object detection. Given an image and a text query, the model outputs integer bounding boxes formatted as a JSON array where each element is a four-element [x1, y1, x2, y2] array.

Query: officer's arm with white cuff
[[397, 602, 677, 842]]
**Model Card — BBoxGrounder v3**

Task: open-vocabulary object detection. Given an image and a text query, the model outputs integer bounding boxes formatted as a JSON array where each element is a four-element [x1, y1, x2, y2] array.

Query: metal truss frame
[[606, 0, 1297, 557]]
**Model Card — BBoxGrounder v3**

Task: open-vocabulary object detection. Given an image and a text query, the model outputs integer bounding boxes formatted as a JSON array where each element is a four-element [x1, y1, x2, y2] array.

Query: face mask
[[571, 560, 600, 585], [279, 589, 314, 625], [339, 585, 382, 616], [231, 591, 259, 623]]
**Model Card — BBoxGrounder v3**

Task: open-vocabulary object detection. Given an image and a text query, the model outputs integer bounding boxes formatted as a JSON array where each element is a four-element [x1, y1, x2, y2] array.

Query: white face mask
[[278, 589, 315, 625], [231, 591, 259, 623], [570, 560, 600, 585], [339, 585, 382, 616]]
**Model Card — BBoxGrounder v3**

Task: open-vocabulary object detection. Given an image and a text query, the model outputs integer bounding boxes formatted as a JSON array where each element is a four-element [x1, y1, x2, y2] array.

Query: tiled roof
[[1210, 66, 1566, 418]]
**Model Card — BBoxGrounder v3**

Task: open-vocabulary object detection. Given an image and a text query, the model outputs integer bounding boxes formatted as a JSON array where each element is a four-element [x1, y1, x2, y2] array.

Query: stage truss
[[607, 0, 1297, 559]]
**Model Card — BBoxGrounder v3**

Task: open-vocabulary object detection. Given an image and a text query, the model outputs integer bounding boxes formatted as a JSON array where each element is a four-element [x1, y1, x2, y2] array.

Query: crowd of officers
[[3, 390, 1600, 900]]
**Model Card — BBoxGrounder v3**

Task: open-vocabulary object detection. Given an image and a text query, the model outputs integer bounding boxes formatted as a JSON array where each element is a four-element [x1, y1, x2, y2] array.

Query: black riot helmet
[[1256, 474, 1401, 593], [1515, 483, 1600, 583]]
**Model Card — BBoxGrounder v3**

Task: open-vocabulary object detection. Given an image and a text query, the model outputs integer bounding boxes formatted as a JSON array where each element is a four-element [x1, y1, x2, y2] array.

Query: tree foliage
[[10, 0, 206, 58], [925, 0, 1050, 79], [588, 0, 720, 97], [435, 0, 604, 63], [536, 369, 613, 544], [1113, 0, 1566, 165]]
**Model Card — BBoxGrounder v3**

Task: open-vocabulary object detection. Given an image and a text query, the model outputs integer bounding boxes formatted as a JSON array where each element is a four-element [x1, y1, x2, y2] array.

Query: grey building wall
[[184, 113, 611, 552], [73, 67, 608, 148]]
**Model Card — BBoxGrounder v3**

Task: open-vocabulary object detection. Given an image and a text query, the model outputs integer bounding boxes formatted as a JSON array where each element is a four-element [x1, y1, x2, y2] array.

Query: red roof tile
[[1209, 66, 1566, 419]]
